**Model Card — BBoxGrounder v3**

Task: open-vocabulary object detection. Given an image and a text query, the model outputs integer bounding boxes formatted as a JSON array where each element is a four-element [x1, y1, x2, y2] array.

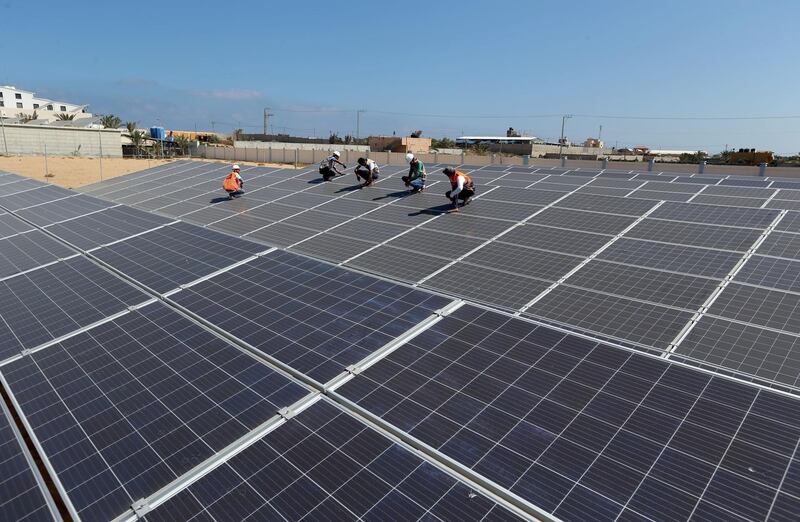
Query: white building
[[0, 85, 92, 122]]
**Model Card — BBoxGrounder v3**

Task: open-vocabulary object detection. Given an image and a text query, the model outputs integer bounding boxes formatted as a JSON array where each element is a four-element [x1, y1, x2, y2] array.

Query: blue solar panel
[[1, 302, 308, 521], [336, 305, 800, 521]]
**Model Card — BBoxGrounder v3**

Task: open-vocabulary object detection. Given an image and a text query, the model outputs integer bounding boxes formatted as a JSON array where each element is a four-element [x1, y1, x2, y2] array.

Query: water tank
[[149, 126, 165, 140]]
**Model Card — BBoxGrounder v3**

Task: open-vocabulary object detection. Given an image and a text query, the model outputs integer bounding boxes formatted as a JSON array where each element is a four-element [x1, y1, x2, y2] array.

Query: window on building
[[16, 102, 23, 108], [0, 92, 3, 98], [0, 101, 4, 107], [15, 93, 22, 99], [60, 105, 66, 111], [33, 103, 39, 109], [47, 105, 53, 110]]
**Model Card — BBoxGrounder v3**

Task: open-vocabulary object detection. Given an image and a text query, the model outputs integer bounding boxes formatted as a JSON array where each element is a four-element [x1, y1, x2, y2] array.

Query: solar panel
[[384, 228, 485, 259], [629, 189, 696, 202], [0, 400, 58, 521], [15, 195, 116, 226], [314, 197, 382, 216], [649, 201, 779, 228], [691, 194, 769, 208], [525, 286, 693, 348], [0, 256, 149, 363], [567, 261, 720, 310], [675, 316, 800, 387], [337, 305, 800, 521], [719, 178, 772, 188], [735, 255, 800, 292], [573, 186, 632, 197], [0, 185, 74, 211], [703, 186, 777, 198], [170, 250, 451, 383], [43, 206, 173, 250], [766, 199, 800, 211], [282, 209, 352, 231], [246, 222, 319, 247], [497, 223, 612, 256], [459, 201, 541, 222], [462, 242, 583, 281], [326, 218, 410, 243], [626, 219, 763, 251], [598, 238, 743, 278], [290, 233, 376, 263], [0, 212, 35, 239], [420, 213, 516, 239], [588, 179, 644, 189], [1, 302, 308, 522], [0, 230, 76, 279], [757, 231, 800, 259], [422, 262, 551, 310], [93, 222, 265, 293], [478, 187, 564, 205], [639, 181, 701, 193], [527, 208, 637, 235], [142, 399, 519, 522], [209, 213, 273, 237], [346, 245, 452, 282]]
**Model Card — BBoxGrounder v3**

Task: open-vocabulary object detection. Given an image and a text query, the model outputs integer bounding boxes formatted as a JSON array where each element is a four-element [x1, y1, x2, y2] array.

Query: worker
[[443, 167, 475, 212], [354, 157, 380, 187], [223, 164, 244, 199], [401, 153, 426, 192], [319, 151, 347, 181]]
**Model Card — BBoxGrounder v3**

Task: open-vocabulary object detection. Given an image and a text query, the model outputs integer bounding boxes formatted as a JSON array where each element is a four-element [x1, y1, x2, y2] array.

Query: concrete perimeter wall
[[0, 124, 122, 157], [234, 141, 369, 152], [197, 144, 799, 178]]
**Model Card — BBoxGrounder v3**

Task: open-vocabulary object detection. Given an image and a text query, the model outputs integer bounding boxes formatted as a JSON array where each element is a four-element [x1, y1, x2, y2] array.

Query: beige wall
[[0, 123, 122, 157]]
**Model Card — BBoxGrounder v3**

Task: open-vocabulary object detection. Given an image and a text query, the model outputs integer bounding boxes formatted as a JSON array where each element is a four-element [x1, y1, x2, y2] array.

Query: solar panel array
[[0, 160, 797, 521], [81, 161, 800, 394]]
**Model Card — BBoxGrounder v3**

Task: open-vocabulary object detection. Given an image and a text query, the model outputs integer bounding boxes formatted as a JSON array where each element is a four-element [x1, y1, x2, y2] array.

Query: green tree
[[173, 135, 191, 156], [100, 114, 122, 129], [410, 130, 423, 138], [124, 121, 137, 135], [129, 130, 145, 156], [55, 113, 75, 121], [431, 137, 455, 150], [17, 111, 38, 123]]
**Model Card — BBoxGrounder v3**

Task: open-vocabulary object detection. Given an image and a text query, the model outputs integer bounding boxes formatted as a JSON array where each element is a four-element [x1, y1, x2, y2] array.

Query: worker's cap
[[232, 164, 240, 170], [405, 153, 415, 163], [443, 167, 455, 175], [357, 157, 367, 164], [332, 151, 341, 157]]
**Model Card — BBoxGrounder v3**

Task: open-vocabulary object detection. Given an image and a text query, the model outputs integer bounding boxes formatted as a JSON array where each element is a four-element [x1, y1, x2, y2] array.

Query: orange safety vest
[[447, 171, 471, 187], [223, 172, 240, 191]]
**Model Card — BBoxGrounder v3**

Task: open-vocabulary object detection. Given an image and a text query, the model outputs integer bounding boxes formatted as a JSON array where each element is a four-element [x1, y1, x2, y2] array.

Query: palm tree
[[55, 113, 75, 121], [100, 114, 122, 129], [17, 110, 38, 123], [129, 130, 145, 156], [124, 121, 137, 135]]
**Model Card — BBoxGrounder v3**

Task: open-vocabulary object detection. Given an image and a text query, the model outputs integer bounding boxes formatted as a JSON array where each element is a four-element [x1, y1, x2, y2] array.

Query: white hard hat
[[232, 164, 240, 170], [406, 153, 415, 163], [332, 151, 340, 157]]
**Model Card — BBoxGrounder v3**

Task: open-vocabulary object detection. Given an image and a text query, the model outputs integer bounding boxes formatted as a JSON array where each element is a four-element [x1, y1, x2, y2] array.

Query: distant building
[[368, 136, 431, 153], [583, 137, 604, 148], [0, 85, 92, 122], [724, 148, 774, 165]]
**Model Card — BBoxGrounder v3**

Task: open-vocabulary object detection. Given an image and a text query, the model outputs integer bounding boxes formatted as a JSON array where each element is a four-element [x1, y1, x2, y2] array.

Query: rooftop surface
[[0, 160, 797, 521]]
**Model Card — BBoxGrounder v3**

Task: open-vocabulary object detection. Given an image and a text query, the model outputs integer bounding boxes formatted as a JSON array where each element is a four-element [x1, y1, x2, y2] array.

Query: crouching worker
[[443, 167, 475, 212], [355, 157, 380, 187], [319, 151, 347, 181], [401, 153, 426, 192], [223, 164, 244, 199]]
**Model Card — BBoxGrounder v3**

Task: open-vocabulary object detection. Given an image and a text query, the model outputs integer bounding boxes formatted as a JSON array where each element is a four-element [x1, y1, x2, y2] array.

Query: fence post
[[759, 162, 767, 177], [523, 154, 529, 166], [491, 153, 496, 164], [387, 151, 391, 165], [294, 149, 298, 168], [461, 151, 465, 165], [560, 156, 566, 167], [698, 161, 706, 174], [434, 152, 438, 163], [647, 158, 655, 172], [602, 157, 609, 169]]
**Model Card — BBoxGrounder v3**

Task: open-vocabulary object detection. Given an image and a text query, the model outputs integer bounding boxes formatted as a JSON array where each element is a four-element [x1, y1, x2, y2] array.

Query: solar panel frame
[[496, 224, 612, 257], [0, 230, 77, 279], [527, 207, 638, 235], [735, 255, 800, 292], [626, 219, 763, 252], [597, 238, 743, 278], [649, 201, 779, 228]]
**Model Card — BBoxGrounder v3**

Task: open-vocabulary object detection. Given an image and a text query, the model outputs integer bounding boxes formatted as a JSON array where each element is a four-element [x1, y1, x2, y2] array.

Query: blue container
[[149, 126, 165, 140]]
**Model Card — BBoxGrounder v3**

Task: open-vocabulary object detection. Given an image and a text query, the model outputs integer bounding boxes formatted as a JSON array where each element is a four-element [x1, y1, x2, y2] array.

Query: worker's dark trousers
[[320, 167, 336, 181], [226, 189, 244, 198], [355, 168, 379, 184], [445, 188, 475, 204]]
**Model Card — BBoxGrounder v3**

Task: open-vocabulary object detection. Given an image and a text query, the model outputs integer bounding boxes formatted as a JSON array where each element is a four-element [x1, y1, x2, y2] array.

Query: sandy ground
[[0, 157, 302, 189]]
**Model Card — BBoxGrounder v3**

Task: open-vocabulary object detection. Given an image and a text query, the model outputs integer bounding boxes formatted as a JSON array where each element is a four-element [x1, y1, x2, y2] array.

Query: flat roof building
[[0, 85, 92, 122]]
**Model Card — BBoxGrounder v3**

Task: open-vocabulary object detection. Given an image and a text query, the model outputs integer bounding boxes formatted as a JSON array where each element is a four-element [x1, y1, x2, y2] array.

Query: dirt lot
[[0, 156, 300, 189]]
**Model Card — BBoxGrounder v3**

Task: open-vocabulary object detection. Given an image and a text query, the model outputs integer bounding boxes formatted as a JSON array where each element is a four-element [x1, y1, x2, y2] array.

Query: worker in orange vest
[[443, 167, 475, 212], [223, 164, 244, 200]]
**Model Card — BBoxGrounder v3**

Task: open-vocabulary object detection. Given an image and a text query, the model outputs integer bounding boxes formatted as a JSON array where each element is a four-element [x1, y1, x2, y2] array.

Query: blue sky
[[2, 1, 798, 153]]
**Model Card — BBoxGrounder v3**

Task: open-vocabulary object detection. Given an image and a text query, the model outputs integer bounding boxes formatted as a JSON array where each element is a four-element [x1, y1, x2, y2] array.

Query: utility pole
[[598, 124, 603, 142], [558, 114, 572, 159], [356, 110, 365, 140], [263, 107, 273, 135]]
